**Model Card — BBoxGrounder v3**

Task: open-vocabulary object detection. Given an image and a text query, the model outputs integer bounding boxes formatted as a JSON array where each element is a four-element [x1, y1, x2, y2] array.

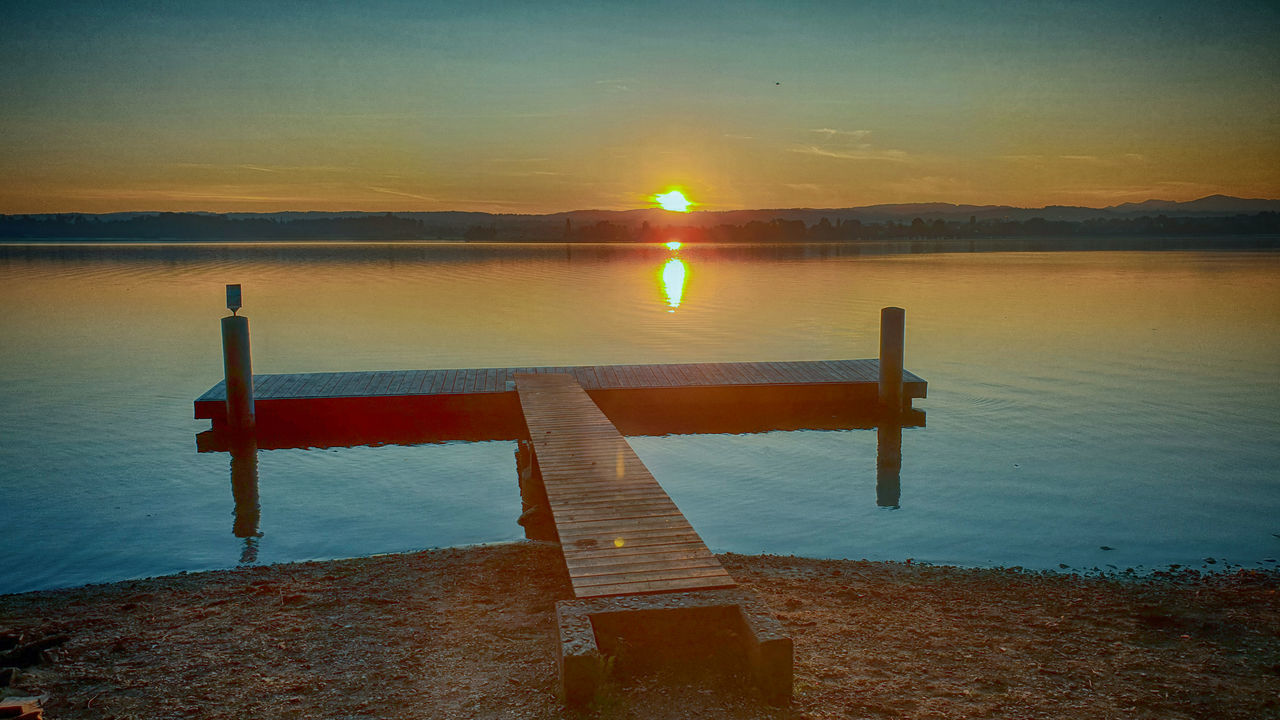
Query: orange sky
[[1, 1, 1277, 213]]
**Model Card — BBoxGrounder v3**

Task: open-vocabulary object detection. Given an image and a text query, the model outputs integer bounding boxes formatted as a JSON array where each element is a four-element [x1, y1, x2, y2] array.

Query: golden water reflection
[[659, 243, 688, 312], [661, 258, 686, 309]]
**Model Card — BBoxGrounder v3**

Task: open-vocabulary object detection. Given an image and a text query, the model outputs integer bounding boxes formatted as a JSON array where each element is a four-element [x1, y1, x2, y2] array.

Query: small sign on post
[[226, 284, 242, 315]]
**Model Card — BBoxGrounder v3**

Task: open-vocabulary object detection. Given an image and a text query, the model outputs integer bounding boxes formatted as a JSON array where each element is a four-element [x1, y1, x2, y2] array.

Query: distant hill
[[2, 195, 1276, 242], [9, 194, 1278, 227], [539, 195, 1280, 226], [1104, 195, 1280, 215]]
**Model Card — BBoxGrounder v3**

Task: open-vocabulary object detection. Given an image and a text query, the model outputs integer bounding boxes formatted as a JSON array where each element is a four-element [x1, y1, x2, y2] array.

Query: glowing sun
[[654, 190, 692, 212]]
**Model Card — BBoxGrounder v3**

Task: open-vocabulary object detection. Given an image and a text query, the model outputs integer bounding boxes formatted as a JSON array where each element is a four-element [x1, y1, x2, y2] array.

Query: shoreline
[[3, 543, 1276, 718], [6, 539, 1276, 600]]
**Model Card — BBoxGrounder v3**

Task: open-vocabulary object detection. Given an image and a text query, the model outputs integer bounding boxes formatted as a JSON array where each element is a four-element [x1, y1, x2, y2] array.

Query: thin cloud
[[810, 128, 872, 140], [882, 175, 973, 197], [485, 170, 564, 178], [69, 188, 327, 203], [1002, 153, 1152, 167], [366, 186, 439, 201], [792, 145, 910, 162], [484, 157, 551, 164], [174, 162, 353, 174], [795, 128, 909, 162]]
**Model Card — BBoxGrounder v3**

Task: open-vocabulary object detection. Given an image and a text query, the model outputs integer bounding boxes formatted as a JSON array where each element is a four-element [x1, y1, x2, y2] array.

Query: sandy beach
[[2, 542, 1276, 719]]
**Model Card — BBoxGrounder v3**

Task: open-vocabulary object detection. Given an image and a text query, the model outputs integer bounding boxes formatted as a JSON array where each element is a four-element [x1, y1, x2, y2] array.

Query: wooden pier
[[196, 293, 926, 706], [195, 358, 926, 449], [514, 372, 792, 704], [516, 373, 736, 598]]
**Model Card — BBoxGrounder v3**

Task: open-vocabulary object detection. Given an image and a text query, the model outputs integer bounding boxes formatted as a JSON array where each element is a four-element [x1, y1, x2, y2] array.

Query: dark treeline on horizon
[[561, 212, 1280, 243], [2, 210, 1278, 243], [0, 212, 438, 240]]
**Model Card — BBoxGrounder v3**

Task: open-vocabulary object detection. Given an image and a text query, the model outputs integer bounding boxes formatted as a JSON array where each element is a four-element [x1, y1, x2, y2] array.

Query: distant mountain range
[[2, 194, 1277, 242], [537, 194, 1280, 226], [14, 194, 1278, 226]]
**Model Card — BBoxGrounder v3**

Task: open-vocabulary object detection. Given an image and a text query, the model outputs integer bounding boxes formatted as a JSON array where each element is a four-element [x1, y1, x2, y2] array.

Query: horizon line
[[5, 194, 1279, 218]]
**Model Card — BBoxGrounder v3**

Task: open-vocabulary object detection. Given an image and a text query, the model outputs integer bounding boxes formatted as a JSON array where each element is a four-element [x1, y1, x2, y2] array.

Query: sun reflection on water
[[661, 257, 686, 310]]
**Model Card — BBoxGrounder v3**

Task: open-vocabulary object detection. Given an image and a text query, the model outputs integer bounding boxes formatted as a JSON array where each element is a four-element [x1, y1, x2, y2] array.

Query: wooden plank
[[395, 370, 415, 394], [298, 373, 334, 398], [553, 505, 684, 524], [350, 371, 378, 396], [574, 574, 736, 599], [735, 361, 771, 384], [293, 373, 324, 397], [661, 363, 691, 386], [248, 375, 274, 398], [820, 358, 852, 381], [565, 545, 716, 569], [377, 371, 400, 395], [562, 532, 707, 552], [634, 363, 662, 387], [589, 364, 612, 389], [422, 369, 444, 395], [383, 371, 404, 395], [556, 524, 703, 544], [549, 488, 674, 507], [340, 372, 363, 396], [315, 371, 347, 397], [565, 540, 709, 560], [699, 362, 734, 386], [571, 562, 732, 584], [849, 359, 878, 382], [272, 373, 303, 398], [407, 370, 430, 394], [253, 374, 281, 397], [354, 371, 379, 396], [288, 372, 322, 398], [568, 555, 725, 578], [785, 362, 820, 383], [318, 373, 345, 397]]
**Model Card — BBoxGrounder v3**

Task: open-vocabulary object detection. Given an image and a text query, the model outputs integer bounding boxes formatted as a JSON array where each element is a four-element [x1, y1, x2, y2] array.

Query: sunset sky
[[2, 0, 1277, 213]]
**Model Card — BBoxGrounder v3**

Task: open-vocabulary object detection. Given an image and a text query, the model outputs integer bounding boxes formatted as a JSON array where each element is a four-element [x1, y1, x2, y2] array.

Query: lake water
[[2, 241, 1278, 594]]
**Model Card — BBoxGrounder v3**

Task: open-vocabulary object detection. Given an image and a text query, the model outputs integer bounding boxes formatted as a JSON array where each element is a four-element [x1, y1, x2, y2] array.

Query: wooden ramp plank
[[515, 373, 735, 599]]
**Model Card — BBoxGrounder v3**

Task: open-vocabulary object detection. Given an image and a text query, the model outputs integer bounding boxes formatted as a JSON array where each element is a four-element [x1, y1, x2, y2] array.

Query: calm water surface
[[1, 241, 1277, 594]]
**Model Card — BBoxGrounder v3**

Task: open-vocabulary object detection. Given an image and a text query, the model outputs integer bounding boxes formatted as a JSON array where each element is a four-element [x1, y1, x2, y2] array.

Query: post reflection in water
[[875, 423, 903, 509], [228, 437, 263, 564]]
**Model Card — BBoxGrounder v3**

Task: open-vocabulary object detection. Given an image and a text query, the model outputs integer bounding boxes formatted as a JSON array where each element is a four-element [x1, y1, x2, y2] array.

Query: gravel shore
[[2, 543, 1277, 719]]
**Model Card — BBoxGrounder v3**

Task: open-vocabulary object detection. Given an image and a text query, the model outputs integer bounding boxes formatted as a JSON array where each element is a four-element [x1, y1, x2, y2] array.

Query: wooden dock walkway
[[196, 359, 925, 406], [515, 373, 735, 598], [195, 359, 926, 449]]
